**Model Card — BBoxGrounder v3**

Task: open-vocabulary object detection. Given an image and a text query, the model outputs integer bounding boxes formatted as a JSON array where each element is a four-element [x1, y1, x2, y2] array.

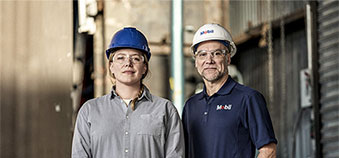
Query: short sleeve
[[244, 91, 278, 149]]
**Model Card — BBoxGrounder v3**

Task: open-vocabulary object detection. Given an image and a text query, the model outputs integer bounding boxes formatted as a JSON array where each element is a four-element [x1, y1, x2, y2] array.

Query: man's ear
[[143, 64, 147, 74], [227, 53, 231, 65]]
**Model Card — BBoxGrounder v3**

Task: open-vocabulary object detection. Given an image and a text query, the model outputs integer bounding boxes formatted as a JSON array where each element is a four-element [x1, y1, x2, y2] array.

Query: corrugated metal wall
[[229, 0, 308, 37], [317, 0, 339, 157], [233, 21, 308, 157], [0, 1, 73, 158]]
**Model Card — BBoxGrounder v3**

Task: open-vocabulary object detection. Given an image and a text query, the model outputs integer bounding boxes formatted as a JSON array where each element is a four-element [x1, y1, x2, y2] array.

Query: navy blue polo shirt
[[182, 77, 277, 158]]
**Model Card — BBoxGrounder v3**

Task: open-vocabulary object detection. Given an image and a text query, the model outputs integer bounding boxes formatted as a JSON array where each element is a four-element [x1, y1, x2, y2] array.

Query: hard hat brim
[[105, 46, 151, 61], [191, 39, 236, 58]]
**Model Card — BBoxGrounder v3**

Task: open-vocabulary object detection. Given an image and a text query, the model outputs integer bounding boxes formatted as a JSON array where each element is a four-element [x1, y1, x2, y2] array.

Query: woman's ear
[[109, 62, 114, 75]]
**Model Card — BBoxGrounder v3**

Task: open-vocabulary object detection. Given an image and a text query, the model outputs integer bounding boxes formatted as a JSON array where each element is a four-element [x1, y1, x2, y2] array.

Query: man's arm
[[245, 92, 277, 158], [258, 143, 277, 158]]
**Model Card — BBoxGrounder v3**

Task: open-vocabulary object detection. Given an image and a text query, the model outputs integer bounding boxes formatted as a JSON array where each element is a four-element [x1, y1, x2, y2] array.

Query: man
[[182, 23, 277, 158]]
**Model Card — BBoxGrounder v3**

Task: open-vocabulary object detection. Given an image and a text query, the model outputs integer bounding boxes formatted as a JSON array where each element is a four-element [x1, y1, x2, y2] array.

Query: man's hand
[[258, 143, 277, 158]]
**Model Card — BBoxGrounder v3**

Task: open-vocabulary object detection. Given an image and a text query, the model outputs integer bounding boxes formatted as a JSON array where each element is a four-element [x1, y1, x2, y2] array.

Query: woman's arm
[[71, 105, 92, 158], [164, 105, 185, 158]]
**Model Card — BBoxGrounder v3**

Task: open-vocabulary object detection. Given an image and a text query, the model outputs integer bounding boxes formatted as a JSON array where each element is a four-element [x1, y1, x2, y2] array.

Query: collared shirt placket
[[123, 100, 133, 158], [203, 96, 213, 123]]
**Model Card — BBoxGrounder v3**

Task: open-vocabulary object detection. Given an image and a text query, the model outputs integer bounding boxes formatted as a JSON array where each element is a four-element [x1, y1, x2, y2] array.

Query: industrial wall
[[1, 0, 337, 157], [0, 1, 73, 158], [317, 0, 339, 157], [233, 16, 309, 157], [229, 0, 308, 37], [230, 0, 339, 157]]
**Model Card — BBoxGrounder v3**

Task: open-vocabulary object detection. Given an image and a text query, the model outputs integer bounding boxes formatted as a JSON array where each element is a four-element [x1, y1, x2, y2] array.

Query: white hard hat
[[191, 23, 237, 57]]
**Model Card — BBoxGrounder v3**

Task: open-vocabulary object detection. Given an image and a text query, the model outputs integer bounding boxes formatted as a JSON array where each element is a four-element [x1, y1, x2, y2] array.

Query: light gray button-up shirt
[[72, 87, 185, 158]]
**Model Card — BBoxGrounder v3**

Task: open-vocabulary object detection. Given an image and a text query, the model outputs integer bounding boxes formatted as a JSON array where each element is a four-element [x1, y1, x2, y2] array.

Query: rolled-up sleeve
[[72, 104, 92, 158], [164, 104, 185, 158]]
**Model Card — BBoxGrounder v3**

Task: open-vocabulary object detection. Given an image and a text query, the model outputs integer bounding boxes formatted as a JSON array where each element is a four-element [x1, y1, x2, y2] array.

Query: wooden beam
[[233, 9, 305, 45]]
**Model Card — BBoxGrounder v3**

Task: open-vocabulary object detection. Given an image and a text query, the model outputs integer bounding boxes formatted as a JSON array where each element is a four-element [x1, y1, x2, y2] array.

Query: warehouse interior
[[1, 0, 338, 157]]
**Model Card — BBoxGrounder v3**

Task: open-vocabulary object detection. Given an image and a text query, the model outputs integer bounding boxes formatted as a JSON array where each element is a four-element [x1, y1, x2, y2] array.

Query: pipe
[[307, 2, 322, 158], [171, 0, 184, 117], [78, 0, 86, 32], [306, 4, 313, 70], [267, 0, 274, 112], [93, 13, 105, 98]]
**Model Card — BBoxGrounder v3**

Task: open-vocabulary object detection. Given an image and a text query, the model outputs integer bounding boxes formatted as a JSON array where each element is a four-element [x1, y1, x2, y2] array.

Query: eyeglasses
[[194, 49, 228, 60], [112, 53, 145, 64]]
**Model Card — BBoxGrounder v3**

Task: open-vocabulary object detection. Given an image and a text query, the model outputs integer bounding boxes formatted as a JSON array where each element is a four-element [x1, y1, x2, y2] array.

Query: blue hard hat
[[106, 27, 151, 60]]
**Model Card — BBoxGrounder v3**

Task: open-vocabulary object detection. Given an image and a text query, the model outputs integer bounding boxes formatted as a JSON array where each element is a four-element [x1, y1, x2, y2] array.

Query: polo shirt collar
[[199, 76, 237, 99]]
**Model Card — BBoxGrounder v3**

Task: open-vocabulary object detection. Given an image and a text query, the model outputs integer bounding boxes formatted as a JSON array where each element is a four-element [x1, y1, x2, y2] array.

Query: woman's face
[[110, 49, 147, 86]]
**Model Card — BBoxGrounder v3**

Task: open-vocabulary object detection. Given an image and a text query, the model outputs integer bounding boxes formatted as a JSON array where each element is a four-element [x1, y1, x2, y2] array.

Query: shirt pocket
[[136, 114, 164, 136]]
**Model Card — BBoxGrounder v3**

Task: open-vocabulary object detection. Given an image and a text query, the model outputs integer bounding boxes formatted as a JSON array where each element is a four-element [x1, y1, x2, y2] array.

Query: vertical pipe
[[93, 12, 105, 98], [171, 0, 184, 116], [72, 0, 85, 126], [307, 2, 322, 157], [280, 17, 287, 157], [78, 0, 86, 30], [267, 0, 274, 112], [306, 4, 313, 70]]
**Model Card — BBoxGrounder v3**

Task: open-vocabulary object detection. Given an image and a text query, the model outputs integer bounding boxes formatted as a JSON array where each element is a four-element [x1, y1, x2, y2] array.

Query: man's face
[[195, 41, 231, 83]]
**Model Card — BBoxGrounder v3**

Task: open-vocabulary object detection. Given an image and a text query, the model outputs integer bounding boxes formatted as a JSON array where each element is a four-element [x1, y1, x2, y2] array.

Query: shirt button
[[125, 149, 128, 153], [125, 131, 129, 135], [204, 112, 208, 115], [126, 115, 129, 119]]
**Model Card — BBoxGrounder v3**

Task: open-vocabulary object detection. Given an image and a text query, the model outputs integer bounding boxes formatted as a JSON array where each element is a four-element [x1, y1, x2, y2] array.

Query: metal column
[[171, 0, 184, 116]]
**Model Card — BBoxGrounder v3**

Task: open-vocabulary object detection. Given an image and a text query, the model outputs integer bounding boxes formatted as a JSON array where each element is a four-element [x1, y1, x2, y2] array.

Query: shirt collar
[[198, 76, 237, 99], [139, 86, 153, 102], [110, 85, 153, 102]]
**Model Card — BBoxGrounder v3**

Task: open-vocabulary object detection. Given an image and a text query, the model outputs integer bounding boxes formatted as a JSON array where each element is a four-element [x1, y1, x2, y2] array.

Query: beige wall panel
[[1, 1, 73, 158], [104, 0, 170, 44], [143, 55, 170, 99], [1, 2, 17, 158], [183, 0, 230, 45], [104, 0, 171, 93]]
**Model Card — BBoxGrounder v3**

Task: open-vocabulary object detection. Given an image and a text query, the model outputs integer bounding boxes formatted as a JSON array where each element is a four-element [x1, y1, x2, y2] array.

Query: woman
[[72, 27, 184, 158]]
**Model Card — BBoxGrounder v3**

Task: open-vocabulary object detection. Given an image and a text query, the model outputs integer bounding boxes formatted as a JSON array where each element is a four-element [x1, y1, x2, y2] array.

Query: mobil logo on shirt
[[216, 104, 232, 111]]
